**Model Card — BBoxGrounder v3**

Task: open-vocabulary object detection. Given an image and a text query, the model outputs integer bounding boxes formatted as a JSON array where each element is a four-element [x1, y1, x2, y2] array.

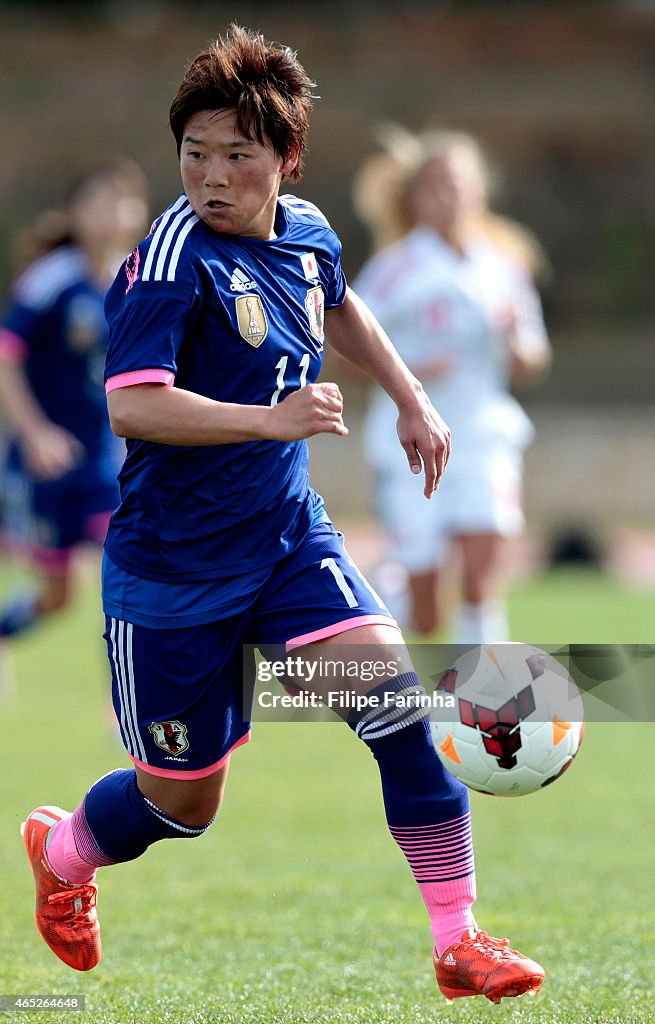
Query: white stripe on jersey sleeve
[[153, 207, 198, 282], [14, 248, 85, 311], [142, 195, 190, 282], [167, 215, 200, 281], [279, 194, 330, 225]]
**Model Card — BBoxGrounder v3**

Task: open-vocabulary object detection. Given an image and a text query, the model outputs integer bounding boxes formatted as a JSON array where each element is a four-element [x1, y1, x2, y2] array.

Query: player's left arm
[[324, 286, 450, 498], [504, 276, 552, 387], [508, 322, 551, 386]]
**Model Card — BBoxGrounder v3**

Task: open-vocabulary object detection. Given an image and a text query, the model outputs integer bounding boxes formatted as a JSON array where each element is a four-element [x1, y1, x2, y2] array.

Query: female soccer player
[[0, 159, 149, 669], [21, 27, 545, 1005], [353, 129, 551, 639]]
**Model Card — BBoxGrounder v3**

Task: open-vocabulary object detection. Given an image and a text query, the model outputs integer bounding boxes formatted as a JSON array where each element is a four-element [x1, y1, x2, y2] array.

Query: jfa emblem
[[304, 286, 325, 344], [236, 294, 268, 347], [149, 720, 189, 756]]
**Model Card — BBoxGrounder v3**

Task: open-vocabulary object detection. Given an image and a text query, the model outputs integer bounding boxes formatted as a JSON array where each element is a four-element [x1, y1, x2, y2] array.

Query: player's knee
[[137, 767, 228, 828], [142, 796, 216, 843], [156, 790, 224, 829], [172, 813, 215, 837]]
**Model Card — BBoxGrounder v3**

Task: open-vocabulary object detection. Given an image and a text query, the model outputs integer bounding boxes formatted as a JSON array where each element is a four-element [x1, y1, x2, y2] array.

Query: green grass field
[[1, 564, 654, 1024]]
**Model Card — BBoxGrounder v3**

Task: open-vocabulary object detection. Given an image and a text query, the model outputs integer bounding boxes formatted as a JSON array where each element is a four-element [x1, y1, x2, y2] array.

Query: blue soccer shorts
[[104, 521, 399, 780], [3, 461, 119, 574]]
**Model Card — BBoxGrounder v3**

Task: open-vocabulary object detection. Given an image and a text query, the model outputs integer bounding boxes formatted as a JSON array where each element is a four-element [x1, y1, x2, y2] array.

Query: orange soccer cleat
[[434, 928, 545, 1004], [21, 806, 101, 971]]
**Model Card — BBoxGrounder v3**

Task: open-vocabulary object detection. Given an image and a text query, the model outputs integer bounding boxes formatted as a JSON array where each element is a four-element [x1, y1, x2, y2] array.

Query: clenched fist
[[267, 382, 348, 441]]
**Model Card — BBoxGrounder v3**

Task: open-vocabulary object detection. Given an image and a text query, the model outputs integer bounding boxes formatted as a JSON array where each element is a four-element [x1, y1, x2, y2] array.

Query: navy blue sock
[[349, 672, 470, 827], [0, 591, 41, 638], [77, 769, 214, 864]]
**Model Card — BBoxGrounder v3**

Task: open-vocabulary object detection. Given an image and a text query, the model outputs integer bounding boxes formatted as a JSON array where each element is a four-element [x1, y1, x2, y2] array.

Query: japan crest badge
[[149, 720, 189, 756], [304, 286, 325, 345]]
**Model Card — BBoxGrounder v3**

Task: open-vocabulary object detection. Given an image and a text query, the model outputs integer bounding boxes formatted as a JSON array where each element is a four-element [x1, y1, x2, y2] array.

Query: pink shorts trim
[[0, 328, 28, 363], [5, 507, 115, 574], [286, 615, 401, 651], [128, 730, 251, 780], [105, 369, 175, 394], [0, 530, 71, 574]]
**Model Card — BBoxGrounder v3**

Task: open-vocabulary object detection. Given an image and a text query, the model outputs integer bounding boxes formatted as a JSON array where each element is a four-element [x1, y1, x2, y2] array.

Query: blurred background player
[[0, 158, 149, 689], [353, 128, 551, 641]]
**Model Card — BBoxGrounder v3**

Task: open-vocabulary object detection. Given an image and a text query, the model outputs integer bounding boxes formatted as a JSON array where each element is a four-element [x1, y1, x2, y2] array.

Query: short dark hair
[[169, 24, 316, 181]]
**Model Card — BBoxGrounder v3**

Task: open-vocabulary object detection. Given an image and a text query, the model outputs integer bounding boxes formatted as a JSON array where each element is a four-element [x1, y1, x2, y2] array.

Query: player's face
[[180, 109, 298, 239], [71, 176, 149, 254], [410, 149, 487, 238]]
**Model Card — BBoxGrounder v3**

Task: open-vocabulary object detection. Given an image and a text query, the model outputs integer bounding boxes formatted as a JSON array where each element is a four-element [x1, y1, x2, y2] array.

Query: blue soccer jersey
[[0, 245, 118, 465], [104, 194, 347, 582]]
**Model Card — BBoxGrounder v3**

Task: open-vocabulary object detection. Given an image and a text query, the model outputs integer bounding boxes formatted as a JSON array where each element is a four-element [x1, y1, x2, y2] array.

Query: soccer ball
[[430, 644, 585, 796]]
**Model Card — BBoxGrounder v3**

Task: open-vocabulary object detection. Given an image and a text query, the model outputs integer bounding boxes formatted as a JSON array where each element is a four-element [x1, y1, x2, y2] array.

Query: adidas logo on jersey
[[230, 267, 258, 292]]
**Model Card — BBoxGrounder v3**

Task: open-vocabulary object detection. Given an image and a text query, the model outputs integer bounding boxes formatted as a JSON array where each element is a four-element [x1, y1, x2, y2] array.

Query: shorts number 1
[[320, 557, 358, 608]]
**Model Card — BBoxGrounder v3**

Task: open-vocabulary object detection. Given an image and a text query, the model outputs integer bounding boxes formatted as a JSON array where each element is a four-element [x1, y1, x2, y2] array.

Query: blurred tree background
[[1, 0, 654, 533]]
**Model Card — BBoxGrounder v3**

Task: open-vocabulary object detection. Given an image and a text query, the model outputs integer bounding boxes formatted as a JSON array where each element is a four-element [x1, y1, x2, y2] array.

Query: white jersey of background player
[[353, 129, 551, 642]]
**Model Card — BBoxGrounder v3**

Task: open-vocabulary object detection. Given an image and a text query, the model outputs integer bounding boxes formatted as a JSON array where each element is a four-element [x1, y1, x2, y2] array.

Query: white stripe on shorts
[[124, 623, 146, 762], [110, 618, 146, 763], [110, 618, 131, 753]]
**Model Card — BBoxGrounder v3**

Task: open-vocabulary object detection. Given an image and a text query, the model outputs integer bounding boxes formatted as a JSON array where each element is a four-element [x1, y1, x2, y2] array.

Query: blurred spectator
[[352, 128, 551, 640], [0, 158, 149, 688]]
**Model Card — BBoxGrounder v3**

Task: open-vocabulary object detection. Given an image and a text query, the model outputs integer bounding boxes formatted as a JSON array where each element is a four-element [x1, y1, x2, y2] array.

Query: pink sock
[[46, 805, 114, 884], [390, 813, 477, 956], [419, 874, 477, 956]]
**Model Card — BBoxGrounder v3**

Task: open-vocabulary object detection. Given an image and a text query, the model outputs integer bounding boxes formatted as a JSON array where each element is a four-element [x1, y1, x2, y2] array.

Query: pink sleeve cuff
[[0, 328, 28, 363], [105, 369, 175, 394]]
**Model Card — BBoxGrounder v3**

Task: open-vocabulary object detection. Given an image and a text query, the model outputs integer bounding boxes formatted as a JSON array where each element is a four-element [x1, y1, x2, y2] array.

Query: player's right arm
[[107, 379, 348, 444], [105, 208, 348, 446], [0, 352, 83, 478]]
